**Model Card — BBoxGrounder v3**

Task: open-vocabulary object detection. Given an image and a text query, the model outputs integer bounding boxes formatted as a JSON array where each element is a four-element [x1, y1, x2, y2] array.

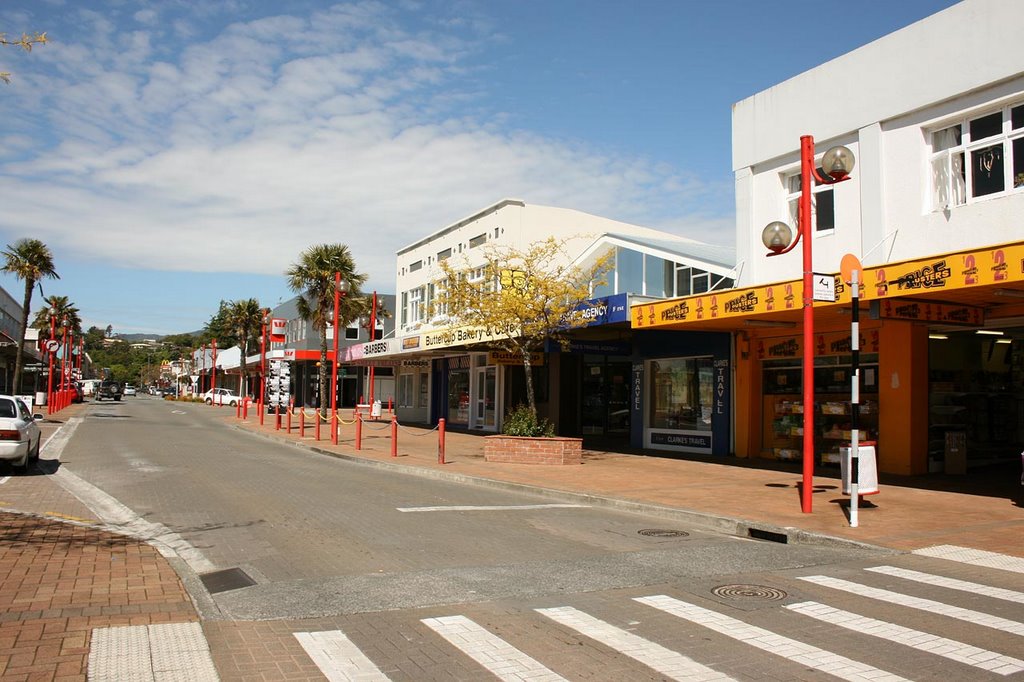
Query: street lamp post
[[46, 315, 55, 414], [331, 273, 350, 445], [211, 338, 217, 404], [762, 135, 854, 514]]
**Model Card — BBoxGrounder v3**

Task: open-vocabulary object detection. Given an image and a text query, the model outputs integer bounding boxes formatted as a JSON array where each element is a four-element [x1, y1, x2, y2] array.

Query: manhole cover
[[638, 529, 689, 538], [711, 584, 788, 601], [199, 567, 256, 594]]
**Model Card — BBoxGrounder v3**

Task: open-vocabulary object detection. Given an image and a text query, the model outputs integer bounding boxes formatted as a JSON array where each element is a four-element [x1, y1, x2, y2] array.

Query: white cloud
[[0, 1, 732, 295]]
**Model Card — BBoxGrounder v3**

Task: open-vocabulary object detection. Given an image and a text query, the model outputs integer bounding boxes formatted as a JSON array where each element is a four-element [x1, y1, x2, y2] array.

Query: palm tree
[[32, 295, 82, 340], [2, 239, 58, 394], [226, 298, 263, 400], [286, 244, 367, 418]]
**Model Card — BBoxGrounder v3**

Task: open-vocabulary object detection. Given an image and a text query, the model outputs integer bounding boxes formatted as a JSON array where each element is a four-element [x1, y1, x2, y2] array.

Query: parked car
[[0, 395, 42, 472], [201, 388, 241, 406], [123, 385, 137, 396], [94, 380, 122, 401]]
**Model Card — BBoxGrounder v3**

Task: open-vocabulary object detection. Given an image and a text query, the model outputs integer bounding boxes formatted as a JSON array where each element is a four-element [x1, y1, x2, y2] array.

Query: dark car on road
[[94, 380, 122, 402]]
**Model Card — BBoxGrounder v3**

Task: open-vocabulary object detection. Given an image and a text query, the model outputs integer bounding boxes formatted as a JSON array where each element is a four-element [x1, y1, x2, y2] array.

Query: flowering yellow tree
[[433, 237, 612, 424], [1, 32, 46, 84]]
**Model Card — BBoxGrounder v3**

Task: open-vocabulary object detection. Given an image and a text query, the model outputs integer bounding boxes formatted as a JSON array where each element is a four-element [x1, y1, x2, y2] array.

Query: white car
[[0, 395, 42, 472], [123, 385, 137, 396], [201, 388, 241, 406]]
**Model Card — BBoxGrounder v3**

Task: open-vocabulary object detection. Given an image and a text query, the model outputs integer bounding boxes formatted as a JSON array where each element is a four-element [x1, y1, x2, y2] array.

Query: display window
[[644, 356, 715, 452]]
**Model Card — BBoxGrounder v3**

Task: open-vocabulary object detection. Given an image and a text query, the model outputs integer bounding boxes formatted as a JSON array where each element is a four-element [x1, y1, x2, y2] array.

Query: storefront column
[[878, 322, 929, 475], [734, 333, 761, 459]]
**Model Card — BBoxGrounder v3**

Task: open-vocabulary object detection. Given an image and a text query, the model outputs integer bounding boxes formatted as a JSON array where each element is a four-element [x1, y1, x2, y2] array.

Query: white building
[[638, 0, 1024, 474], [390, 198, 736, 440]]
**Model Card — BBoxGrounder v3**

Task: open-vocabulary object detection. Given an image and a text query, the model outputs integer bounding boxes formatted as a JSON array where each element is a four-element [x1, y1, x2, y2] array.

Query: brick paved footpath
[[1, 400, 1022, 680]]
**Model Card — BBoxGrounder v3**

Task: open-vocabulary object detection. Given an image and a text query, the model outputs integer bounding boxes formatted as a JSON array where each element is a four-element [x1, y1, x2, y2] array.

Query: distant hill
[[113, 330, 203, 343]]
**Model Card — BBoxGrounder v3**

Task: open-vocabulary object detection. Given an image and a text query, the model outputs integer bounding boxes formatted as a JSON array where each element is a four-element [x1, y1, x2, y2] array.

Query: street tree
[[32, 295, 82, 338], [2, 238, 58, 393], [286, 244, 367, 418], [432, 237, 612, 430], [1, 31, 46, 84], [226, 298, 262, 399]]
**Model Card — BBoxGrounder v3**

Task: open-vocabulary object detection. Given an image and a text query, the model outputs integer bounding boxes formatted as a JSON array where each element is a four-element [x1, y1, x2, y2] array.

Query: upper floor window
[[407, 286, 424, 326], [931, 103, 1024, 211], [469, 233, 487, 248], [437, 248, 451, 262], [409, 260, 423, 272], [786, 172, 834, 233]]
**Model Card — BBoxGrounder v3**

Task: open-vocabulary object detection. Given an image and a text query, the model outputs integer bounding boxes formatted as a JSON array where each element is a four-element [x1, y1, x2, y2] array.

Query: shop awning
[[631, 240, 1024, 332]]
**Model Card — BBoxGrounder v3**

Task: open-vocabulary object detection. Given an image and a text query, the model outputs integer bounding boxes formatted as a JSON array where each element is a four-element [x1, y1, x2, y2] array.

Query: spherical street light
[[821, 144, 855, 180], [761, 221, 794, 254]]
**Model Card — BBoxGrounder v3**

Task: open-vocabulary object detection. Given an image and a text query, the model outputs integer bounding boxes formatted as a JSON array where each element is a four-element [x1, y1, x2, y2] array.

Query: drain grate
[[638, 529, 689, 538], [199, 567, 256, 594], [711, 584, 788, 601]]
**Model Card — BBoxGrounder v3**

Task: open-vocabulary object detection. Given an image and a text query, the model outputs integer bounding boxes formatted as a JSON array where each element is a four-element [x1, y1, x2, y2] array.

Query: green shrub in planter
[[502, 403, 554, 437]]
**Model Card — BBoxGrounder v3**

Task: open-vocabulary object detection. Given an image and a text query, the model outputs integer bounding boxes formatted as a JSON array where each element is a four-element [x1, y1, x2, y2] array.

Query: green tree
[[286, 244, 367, 418], [31, 295, 82, 339], [433, 237, 611, 425], [2, 238, 58, 393], [225, 298, 262, 398]]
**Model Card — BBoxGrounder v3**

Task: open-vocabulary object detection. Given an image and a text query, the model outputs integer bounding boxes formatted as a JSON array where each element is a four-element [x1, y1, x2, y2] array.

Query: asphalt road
[[60, 396, 883, 620]]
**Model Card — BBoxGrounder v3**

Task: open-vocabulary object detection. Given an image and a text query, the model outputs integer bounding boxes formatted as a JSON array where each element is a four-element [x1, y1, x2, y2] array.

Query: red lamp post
[[762, 135, 854, 514], [330, 273, 350, 445], [46, 315, 55, 414], [211, 338, 218, 403], [60, 318, 69, 408]]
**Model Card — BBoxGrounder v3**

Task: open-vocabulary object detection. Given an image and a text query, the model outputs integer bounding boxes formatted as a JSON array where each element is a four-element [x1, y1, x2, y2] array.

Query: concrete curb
[[232, 422, 895, 555]]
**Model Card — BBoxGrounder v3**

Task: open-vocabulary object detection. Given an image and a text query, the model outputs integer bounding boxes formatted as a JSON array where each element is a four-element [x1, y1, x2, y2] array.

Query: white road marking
[[89, 622, 218, 681], [422, 615, 567, 681], [635, 595, 908, 682], [913, 545, 1024, 574], [798, 575, 1024, 636], [294, 630, 390, 682], [537, 606, 735, 681], [397, 503, 589, 512], [867, 565, 1024, 604], [787, 601, 1024, 676]]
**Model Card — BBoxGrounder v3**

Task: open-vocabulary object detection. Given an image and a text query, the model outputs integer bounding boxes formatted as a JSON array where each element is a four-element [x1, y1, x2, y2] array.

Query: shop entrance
[[928, 326, 1024, 473], [473, 364, 498, 430], [580, 356, 631, 439]]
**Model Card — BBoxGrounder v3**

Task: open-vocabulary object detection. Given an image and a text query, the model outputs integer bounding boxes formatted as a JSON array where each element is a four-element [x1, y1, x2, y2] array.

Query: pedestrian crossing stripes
[[799, 574, 1024, 636], [536, 605, 735, 681], [421, 615, 566, 681], [866, 565, 1024, 603], [786, 601, 1024, 676], [914, 544, 1024, 574], [289, 558, 1023, 682], [634, 595, 908, 682], [294, 630, 389, 682]]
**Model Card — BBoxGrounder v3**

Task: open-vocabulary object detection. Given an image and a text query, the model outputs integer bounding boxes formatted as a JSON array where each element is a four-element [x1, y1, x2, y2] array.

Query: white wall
[[734, 0, 1024, 287]]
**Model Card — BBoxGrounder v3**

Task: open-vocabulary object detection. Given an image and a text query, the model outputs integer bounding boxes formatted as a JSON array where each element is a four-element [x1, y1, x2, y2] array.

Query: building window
[[469, 233, 487, 248], [437, 248, 451, 262], [409, 260, 423, 272], [786, 172, 835, 232], [649, 357, 714, 431], [345, 323, 359, 340], [930, 103, 1024, 211], [398, 373, 414, 408], [408, 287, 423, 325]]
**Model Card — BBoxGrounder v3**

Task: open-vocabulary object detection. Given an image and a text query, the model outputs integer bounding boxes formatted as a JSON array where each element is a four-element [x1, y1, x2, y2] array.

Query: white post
[[850, 269, 860, 528]]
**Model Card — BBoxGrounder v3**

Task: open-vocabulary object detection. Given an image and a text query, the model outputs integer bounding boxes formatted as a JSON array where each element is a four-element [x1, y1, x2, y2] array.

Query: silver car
[[0, 395, 42, 472]]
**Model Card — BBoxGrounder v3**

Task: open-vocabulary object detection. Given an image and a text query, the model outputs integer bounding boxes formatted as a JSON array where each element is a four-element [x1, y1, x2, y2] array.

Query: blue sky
[[0, 0, 959, 335]]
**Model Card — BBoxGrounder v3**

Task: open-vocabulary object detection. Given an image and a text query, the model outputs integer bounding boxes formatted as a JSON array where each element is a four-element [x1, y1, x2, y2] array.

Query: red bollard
[[299, 408, 305, 438], [438, 418, 446, 464], [242, 397, 248, 421], [391, 414, 397, 457], [355, 411, 362, 451], [275, 404, 281, 431], [315, 410, 321, 441], [286, 401, 292, 433], [388, 397, 393, 415]]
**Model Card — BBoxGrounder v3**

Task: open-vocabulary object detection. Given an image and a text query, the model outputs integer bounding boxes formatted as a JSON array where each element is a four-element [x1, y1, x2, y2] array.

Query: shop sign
[[401, 359, 430, 368], [756, 329, 881, 359], [632, 240, 1024, 329], [487, 351, 544, 366], [649, 431, 711, 450], [423, 324, 516, 350], [714, 359, 728, 416], [869, 299, 984, 326], [567, 340, 631, 355], [402, 336, 421, 350], [362, 338, 398, 357], [632, 363, 643, 413], [563, 293, 629, 327], [270, 318, 287, 342]]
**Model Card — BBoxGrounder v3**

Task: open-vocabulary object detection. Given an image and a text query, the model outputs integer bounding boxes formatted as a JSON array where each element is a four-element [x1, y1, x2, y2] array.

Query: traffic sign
[[44, 339, 60, 353]]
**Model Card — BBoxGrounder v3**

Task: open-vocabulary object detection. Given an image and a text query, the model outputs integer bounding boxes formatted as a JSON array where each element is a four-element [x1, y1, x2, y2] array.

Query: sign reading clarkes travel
[[633, 241, 1024, 329]]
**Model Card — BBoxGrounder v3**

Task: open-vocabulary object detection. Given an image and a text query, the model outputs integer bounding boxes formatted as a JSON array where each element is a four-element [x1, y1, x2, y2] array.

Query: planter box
[[484, 435, 583, 465]]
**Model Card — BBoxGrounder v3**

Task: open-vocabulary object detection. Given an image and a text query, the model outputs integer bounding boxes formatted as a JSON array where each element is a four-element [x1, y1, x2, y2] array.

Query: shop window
[[398, 374, 414, 408], [649, 357, 714, 431], [930, 102, 1024, 211]]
